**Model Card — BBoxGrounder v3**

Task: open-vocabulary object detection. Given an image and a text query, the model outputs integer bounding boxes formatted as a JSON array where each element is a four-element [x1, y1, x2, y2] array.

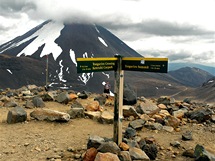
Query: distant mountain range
[[0, 20, 214, 101], [169, 63, 215, 76], [169, 67, 214, 87]]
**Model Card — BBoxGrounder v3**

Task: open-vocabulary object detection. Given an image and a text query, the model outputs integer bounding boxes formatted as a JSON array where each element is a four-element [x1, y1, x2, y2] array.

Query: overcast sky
[[0, 0, 215, 66]]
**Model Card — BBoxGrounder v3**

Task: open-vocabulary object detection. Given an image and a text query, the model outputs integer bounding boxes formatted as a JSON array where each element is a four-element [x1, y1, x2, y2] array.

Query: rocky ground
[[0, 85, 215, 161]]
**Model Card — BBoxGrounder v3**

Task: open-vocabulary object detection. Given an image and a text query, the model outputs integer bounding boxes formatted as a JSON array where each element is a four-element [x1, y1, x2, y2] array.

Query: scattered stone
[[41, 92, 55, 101], [139, 99, 160, 115], [87, 135, 105, 149], [118, 151, 132, 161], [157, 103, 167, 110], [30, 109, 70, 122], [170, 141, 180, 148], [32, 96, 45, 107], [67, 108, 85, 119], [129, 119, 146, 130], [164, 115, 180, 128], [97, 142, 120, 155], [144, 122, 163, 131], [85, 101, 102, 112], [21, 90, 32, 96], [163, 126, 174, 132], [182, 149, 195, 158], [142, 144, 158, 160], [212, 115, 215, 123], [78, 91, 88, 99], [83, 147, 98, 161], [56, 92, 70, 104], [182, 131, 193, 141], [183, 98, 192, 104], [4, 100, 17, 107], [94, 95, 106, 105], [194, 144, 215, 160], [94, 152, 120, 161], [99, 111, 114, 124], [124, 127, 136, 139], [25, 100, 34, 109], [157, 96, 172, 105], [7, 106, 27, 124], [123, 106, 139, 118], [173, 109, 188, 119], [84, 111, 101, 121], [69, 93, 78, 100], [144, 136, 156, 144], [123, 84, 137, 105], [129, 147, 150, 160], [119, 142, 129, 151], [71, 100, 84, 108], [185, 108, 212, 123], [124, 139, 140, 149]]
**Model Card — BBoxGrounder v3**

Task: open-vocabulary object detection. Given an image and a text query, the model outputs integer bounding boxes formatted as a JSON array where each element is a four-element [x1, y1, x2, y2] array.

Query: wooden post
[[113, 55, 123, 145], [46, 54, 49, 86]]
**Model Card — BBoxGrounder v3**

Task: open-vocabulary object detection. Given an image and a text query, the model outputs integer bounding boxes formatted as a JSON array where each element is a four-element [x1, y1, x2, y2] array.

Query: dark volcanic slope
[[169, 67, 214, 87], [0, 20, 189, 98]]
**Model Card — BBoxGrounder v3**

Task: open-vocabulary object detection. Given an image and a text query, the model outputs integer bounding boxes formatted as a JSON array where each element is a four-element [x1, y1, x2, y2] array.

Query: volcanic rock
[[94, 152, 120, 161], [7, 106, 27, 124], [30, 109, 70, 122]]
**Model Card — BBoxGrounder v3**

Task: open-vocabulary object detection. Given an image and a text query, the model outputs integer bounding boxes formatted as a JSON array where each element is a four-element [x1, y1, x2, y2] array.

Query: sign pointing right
[[122, 57, 168, 73]]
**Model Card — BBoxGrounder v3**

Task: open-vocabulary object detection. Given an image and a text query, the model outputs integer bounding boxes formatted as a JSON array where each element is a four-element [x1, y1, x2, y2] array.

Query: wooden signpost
[[77, 55, 168, 145]]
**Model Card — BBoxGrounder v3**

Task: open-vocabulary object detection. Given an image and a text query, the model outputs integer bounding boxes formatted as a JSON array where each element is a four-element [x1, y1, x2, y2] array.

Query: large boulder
[[32, 96, 45, 107], [7, 106, 27, 124], [56, 91, 70, 104], [123, 84, 137, 105], [185, 108, 212, 123], [85, 101, 102, 112], [30, 109, 70, 122], [138, 99, 160, 115], [94, 152, 120, 161], [194, 144, 215, 161]]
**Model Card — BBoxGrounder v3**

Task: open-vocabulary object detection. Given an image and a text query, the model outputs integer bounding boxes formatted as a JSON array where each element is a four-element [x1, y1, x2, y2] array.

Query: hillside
[[168, 67, 214, 87], [169, 63, 215, 76], [0, 20, 187, 98]]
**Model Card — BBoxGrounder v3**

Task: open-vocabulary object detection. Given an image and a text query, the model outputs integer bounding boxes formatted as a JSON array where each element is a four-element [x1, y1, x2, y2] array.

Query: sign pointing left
[[77, 57, 117, 73]]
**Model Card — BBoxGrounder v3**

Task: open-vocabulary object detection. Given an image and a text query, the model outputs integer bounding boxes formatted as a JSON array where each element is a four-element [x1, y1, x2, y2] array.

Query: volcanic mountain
[[0, 20, 209, 98], [168, 67, 214, 87]]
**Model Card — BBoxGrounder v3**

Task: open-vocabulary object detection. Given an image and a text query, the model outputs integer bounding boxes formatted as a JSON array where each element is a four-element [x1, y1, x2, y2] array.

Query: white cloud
[[0, 0, 214, 66]]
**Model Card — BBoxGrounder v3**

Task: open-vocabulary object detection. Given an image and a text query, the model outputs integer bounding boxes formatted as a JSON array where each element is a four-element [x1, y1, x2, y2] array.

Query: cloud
[[0, 0, 214, 66], [0, 0, 36, 17]]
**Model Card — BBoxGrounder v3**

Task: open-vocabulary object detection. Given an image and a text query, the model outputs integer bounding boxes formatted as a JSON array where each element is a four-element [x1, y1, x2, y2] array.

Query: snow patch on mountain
[[98, 37, 108, 47], [15, 21, 64, 60], [7, 69, 13, 74], [69, 49, 77, 66], [83, 52, 88, 58], [58, 60, 67, 83], [78, 73, 93, 85], [102, 72, 110, 78], [95, 25, 100, 33]]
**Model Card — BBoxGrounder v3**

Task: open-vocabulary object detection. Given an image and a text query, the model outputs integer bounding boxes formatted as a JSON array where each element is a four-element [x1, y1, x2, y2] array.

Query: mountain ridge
[[169, 63, 215, 76], [0, 20, 214, 101]]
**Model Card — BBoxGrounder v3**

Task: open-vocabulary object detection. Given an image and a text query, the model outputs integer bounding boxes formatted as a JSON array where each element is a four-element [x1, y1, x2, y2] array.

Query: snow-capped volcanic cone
[[0, 20, 141, 92]]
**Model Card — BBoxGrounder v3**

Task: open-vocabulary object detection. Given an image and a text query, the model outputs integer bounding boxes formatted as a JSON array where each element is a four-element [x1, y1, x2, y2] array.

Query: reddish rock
[[94, 152, 120, 161], [69, 93, 78, 100], [157, 104, 167, 110], [165, 115, 180, 128], [83, 147, 98, 161], [119, 142, 129, 151], [85, 101, 102, 111]]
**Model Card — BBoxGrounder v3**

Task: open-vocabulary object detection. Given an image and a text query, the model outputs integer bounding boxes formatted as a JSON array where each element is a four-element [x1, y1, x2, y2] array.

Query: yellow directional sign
[[77, 57, 117, 73], [122, 57, 168, 73], [77, 57, 168, 73]]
